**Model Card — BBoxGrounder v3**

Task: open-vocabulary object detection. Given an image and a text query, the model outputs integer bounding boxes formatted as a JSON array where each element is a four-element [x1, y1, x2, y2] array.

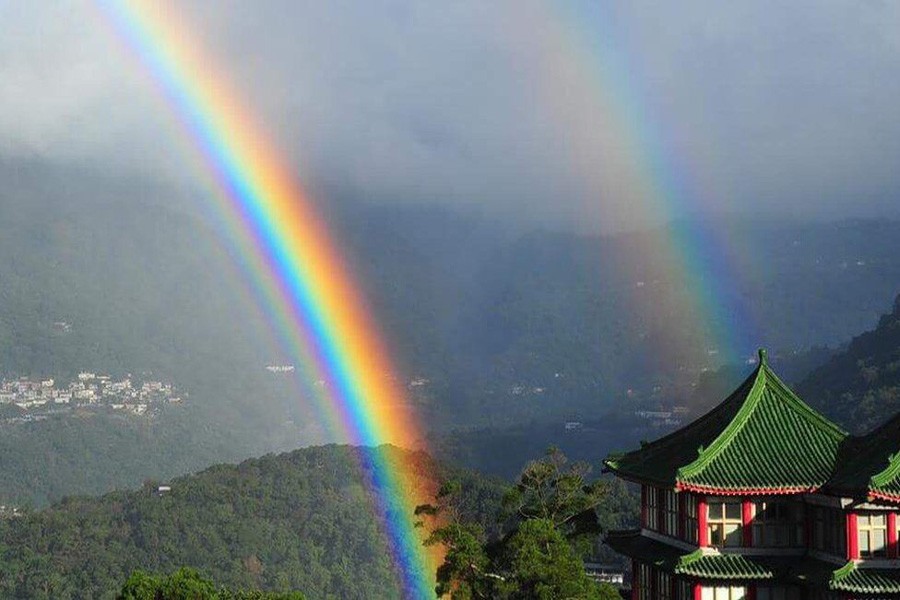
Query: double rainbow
[[98, 1, 437, 597], [96, 1, 762, 596]]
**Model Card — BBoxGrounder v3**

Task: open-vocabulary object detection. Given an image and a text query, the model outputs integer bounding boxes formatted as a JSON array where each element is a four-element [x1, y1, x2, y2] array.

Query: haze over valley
[[0, 158, 897, 504]]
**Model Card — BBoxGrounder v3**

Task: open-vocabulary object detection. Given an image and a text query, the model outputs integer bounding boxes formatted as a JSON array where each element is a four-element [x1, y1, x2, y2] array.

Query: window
[[811, 506, 846, 557], [637, 562, 653, 600], [646, 487, 660, 530], [676, 580, 693, 600], [662, 489, 679, 536], [858, 513, 888, 558], [757, 586, 801, 600], [707, 498, 743, 547], [700, 586, 746, 600], [657, 571, 672, 600], [752, 500, 804, 547], [683, 494, 699, 544]]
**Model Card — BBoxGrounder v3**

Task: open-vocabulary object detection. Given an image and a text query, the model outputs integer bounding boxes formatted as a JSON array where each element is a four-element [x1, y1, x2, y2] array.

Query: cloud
[[0, 0, 898, 231]]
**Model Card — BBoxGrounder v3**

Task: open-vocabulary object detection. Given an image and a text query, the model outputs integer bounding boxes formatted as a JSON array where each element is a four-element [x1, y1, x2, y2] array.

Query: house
[[584, 562, 625, 585], [604, 349, 900, 600]]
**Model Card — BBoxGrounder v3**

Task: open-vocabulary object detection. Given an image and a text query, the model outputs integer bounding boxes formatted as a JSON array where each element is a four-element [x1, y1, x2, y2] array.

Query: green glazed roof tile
[[604, 350, 847, 493], [675, 550, 774, 580], [605, 531, 773, 580], [830, 562, 900, 594]]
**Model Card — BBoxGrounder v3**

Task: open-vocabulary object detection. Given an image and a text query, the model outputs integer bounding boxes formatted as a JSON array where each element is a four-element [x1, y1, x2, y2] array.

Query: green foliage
[[0, 445, 504, 600], [116, 568, 305, 600], [502, 448, 605, 547], [495, 519, 600, 600], [118, 571, 164, 600], [0, 406, 255, 508], [417, 449, 618, 599]]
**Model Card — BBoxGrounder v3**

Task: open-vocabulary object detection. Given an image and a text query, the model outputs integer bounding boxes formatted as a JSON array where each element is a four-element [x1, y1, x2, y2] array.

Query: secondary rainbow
[[96, 1, 437, 597], [534, 1, 762, 364]]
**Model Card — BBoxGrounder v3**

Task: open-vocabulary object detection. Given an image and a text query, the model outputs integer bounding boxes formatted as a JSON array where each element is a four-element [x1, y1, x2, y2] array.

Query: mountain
[[798, 295, 900, 433], [2, 159, 900, 506], [342, 208, 900, 426], [436, 347, 834, 480], [0, 444, 505, 600], [0, 164, 333, 506]]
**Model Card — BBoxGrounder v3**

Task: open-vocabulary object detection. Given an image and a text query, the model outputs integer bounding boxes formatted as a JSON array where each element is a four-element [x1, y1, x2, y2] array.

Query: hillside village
[[0, 372, 183, 424]]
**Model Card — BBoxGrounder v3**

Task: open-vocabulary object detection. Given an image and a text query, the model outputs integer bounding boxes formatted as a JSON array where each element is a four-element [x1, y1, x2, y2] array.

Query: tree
[[417, 448, 619, 599], [496, 519, 602, 599], [416, 481, 494, 599], [116, 568, 305, 600], [502, 447, 606, 554], [118, 571, 164, 600]]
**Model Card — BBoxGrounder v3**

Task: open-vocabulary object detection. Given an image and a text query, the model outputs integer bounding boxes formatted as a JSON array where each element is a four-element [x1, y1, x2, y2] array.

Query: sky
[[0, 0, 899, 232]]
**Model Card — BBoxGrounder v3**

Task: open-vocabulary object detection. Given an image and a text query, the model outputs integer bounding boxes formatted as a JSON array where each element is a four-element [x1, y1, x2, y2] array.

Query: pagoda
[[604, 349, 900, 600]]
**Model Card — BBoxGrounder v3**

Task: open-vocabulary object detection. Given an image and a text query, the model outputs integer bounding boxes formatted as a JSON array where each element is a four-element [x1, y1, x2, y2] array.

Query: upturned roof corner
[[605, 354, 848, 494]]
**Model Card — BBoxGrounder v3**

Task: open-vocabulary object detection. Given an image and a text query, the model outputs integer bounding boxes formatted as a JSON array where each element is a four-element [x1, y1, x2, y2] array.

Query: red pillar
[[742, 499, 753, 547], [847, 513, 859, 560], [693, 582, 702, 600], [889, 513, 898, 558], [698, 497, 708, 547]]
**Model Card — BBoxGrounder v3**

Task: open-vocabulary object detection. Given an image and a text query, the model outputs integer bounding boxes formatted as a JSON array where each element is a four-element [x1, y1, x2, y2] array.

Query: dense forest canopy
[[0, 443, 637, 599], [0, 445, 507, 600]]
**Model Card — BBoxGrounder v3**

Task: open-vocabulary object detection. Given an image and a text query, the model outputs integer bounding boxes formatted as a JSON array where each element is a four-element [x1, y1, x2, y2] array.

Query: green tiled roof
[[603, 529, 683, 571], [604, 350, 847, 493], [606, 530, 846, 587], [828, 414, 900, 502], [675, 550, 773, 580], [830, 562, 900, 594], [605, 530, 774, 580]]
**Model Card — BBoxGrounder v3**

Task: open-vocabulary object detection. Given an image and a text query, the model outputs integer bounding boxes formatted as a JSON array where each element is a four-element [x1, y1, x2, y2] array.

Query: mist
[[0, 1, 898, 233]]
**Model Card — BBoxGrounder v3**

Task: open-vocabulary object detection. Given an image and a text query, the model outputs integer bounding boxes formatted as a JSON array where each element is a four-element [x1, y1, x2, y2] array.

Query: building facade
[[604, 350, 900, 599]]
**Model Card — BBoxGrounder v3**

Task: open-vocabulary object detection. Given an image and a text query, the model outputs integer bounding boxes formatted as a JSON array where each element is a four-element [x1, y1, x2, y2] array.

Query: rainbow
[[530, 1, 762, 365], [96, 1, 438, 597]]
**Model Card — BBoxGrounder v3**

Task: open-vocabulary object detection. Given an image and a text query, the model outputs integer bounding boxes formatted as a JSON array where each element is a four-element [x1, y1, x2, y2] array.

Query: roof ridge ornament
[[758, 348, 768, 365]]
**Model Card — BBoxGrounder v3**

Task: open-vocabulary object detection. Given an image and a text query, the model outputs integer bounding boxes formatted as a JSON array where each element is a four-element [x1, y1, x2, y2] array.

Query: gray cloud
[[0, 0, 898, 231]]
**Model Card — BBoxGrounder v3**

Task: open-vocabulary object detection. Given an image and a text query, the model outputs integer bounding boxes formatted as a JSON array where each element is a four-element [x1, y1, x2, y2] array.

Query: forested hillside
[[799, 295, 900, 433], [0, 445, 506, 600]]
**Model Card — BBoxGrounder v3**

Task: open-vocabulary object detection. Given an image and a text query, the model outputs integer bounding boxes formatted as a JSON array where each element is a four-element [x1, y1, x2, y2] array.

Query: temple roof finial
[[758, 348, 768, 365]]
